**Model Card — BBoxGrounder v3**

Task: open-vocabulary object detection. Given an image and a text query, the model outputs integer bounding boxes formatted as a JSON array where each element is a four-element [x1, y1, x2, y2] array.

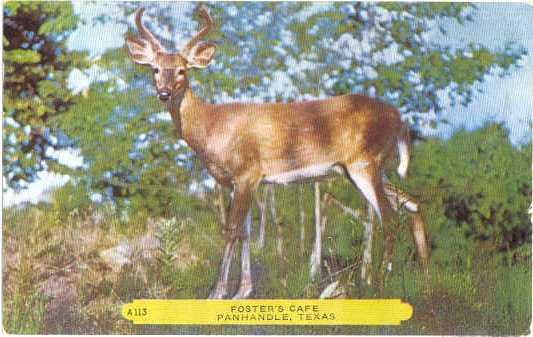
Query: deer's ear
[[186, 42, 216, 69], [125, 36, 155, 65]]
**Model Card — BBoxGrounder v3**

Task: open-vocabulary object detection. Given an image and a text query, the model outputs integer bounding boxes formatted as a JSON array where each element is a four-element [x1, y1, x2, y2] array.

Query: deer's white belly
[[263, 162, 340, 185]]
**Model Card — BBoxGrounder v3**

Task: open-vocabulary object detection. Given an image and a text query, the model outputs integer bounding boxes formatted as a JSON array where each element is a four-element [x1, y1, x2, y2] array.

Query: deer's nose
[[158, 90, 171, 101]]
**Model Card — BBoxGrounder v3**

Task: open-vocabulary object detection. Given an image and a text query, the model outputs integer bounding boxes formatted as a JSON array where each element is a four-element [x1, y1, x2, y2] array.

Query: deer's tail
[[396, 123, 410, 179]]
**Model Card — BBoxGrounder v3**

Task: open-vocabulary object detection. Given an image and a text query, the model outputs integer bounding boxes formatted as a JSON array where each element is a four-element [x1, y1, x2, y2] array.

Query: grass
[[2, 266, 48, 334], [2, 200, 531, 335]]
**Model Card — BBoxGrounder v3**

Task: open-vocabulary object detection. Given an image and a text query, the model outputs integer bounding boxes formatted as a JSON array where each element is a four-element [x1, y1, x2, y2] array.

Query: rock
[[135, 232, 160, 261], [40, 276, 75, 299], [39, 275, 85, 334], [99, 240, 133, 271]]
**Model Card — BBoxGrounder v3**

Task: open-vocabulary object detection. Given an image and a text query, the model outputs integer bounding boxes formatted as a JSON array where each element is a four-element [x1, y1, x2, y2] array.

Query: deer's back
[[204, 94, 402, 178]]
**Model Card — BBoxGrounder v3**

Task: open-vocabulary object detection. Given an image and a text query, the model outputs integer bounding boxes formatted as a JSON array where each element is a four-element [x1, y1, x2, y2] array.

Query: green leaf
[[3, 2, 21, 14], [38, 15, 77, 34], [4, 50, 42, 64]]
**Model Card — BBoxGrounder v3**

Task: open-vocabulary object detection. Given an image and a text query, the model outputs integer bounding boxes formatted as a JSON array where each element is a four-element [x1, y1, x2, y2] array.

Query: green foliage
[[399, 124, 531, 266], [51, 48, 200, 217], [155, 214, 221, 299], [380, 3, 470, 20], [7, 2, 526, 222], [156, 218, 184, 267], [2, 210, 49, 334], [3, 287, 47, 334], [334, 3, 527, 118], [4, 49, 41, 63], [3, 2, 88, 188], [50, 181, 92, 220]]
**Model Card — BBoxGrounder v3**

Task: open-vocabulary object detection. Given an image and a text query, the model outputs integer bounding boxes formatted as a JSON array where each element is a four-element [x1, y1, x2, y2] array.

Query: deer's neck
[[167, 88, 208, 153]]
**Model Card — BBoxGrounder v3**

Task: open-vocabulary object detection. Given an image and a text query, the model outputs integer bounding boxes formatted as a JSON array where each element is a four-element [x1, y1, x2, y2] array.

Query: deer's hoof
[[232, 286, 253, 299], [208, 287, 227, 299], [208, 292, 226, 299]]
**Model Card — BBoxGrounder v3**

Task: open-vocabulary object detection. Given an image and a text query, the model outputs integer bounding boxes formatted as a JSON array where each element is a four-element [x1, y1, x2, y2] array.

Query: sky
[[426, 3, 533, 145], [4, 2, 533, 208]]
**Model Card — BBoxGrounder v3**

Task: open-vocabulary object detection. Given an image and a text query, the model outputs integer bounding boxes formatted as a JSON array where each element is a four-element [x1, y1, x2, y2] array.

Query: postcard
[[2, 2, 531, 335]]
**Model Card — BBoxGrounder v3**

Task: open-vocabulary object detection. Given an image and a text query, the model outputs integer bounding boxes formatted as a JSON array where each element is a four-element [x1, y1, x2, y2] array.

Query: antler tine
[[181, 5, 214, 57], [134, 7, 163, 51]]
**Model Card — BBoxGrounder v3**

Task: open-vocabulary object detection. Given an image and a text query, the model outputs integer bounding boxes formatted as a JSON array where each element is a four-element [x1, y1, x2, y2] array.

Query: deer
[[125, 5, 429, 299]]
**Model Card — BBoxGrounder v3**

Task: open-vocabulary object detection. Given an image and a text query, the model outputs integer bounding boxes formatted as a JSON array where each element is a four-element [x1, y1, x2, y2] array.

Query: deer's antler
[[180, 5, 214, 58], [134, 7, 164, 51]]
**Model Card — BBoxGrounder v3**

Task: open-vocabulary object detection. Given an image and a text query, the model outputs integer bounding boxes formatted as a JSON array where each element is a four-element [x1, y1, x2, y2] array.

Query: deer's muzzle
[[158, 90, 171, 102]]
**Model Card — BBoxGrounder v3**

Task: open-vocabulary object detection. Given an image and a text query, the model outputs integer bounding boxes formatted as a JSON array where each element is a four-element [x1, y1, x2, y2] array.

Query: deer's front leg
[[208, 237, 237, 299], [232, 210, 253, 299], [208, 184, 252, 299]]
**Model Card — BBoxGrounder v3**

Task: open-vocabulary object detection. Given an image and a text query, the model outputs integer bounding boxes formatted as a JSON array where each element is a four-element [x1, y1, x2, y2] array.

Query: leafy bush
[[400, 124, 531, 266], [3, 2, 88, 188]]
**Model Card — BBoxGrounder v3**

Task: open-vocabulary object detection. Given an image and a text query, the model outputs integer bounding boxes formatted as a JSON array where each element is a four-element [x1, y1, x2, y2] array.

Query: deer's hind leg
[[345, 163, 396, 290], [382, 180, 429, 272]]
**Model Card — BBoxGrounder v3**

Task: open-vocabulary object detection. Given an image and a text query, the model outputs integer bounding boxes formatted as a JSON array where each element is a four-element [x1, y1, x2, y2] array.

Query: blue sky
[[427, 3, 533, 145]]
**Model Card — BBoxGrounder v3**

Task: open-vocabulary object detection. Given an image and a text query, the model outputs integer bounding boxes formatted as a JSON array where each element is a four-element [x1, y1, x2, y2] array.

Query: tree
[[401, 124, 531, 266], [10, 3, 524, 220], [3, 2, 88, 189], [54, 49, 203, 219]]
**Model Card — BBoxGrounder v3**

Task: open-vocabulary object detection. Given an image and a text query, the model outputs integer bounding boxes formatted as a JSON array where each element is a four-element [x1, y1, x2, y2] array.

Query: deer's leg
[[383, 181, 430, 272], [309, 181, 322, 281], [256, 188, 267, 249], [361, 203, 374, 286], [410, 213, 430, 272], [208, 238, 237, 299], [216, 183, 227, 227], [208, 184, 252, 299], [233, 210, 253, 299], [346, 165, 396, 291], [383, 181, 431, 294]]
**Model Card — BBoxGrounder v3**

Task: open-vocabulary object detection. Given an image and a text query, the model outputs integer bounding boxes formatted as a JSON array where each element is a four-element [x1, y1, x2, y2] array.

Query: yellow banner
[[122, 299, 412, 325]]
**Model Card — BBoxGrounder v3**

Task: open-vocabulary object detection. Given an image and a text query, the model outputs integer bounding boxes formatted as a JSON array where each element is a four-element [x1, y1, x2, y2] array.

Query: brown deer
[[126, 6, 429, 299]]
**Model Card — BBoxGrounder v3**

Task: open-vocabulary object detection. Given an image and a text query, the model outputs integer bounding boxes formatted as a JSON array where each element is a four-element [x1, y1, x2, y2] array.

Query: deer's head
[[126, 6, 216, 102]]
